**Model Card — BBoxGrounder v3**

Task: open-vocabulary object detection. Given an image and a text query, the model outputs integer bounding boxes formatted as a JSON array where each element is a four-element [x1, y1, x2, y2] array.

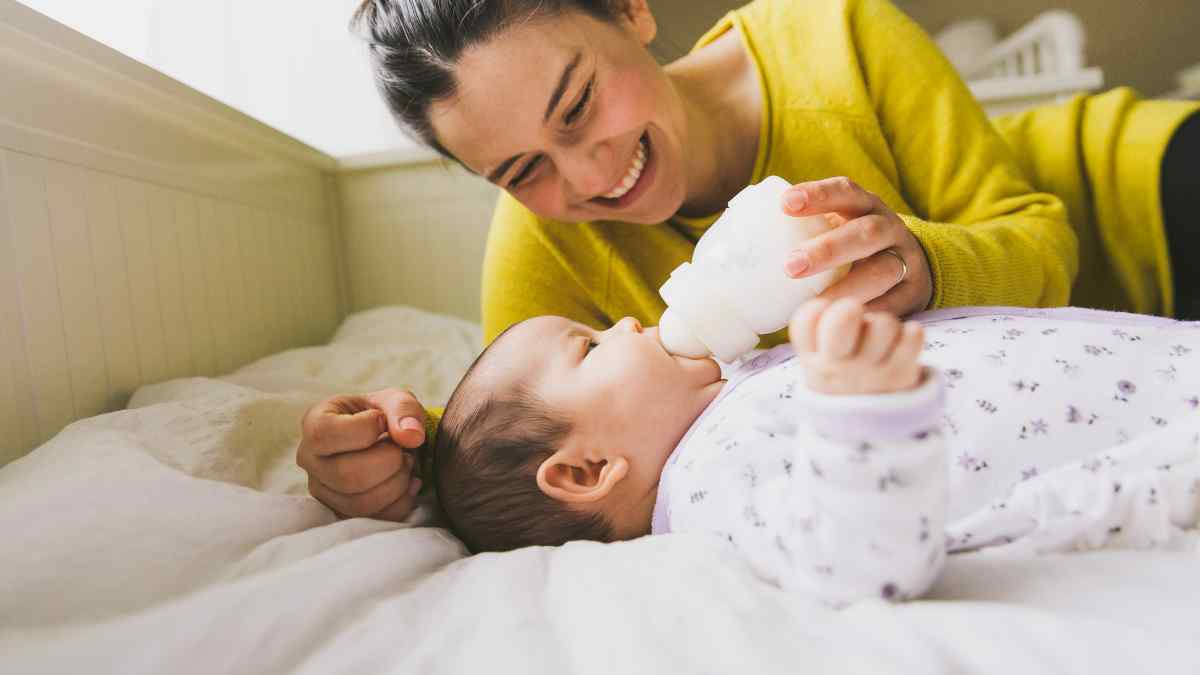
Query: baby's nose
[[613, 317, 643, 334]]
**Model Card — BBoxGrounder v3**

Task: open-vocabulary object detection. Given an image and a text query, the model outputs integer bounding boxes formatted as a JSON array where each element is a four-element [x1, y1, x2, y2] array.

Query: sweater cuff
[[419, 406, 444, 494], [900, 214, 948, 310], [794, 368, 944, 442]]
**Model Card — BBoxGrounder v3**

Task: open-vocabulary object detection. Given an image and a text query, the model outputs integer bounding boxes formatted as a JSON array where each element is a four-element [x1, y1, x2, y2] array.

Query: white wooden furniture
[[938, 11, 1106, 116]]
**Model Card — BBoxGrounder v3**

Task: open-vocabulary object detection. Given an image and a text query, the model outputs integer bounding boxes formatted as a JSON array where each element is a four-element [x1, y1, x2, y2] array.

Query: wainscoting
[[0, 1, 347, 463]]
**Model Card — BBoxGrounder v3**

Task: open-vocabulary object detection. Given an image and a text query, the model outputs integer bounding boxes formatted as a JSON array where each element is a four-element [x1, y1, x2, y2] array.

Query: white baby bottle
[[657, 175, 849, 362]]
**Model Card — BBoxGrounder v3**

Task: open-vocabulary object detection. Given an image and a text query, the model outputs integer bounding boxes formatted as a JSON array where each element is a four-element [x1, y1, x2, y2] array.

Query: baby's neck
[[637, 378, 727, 538]]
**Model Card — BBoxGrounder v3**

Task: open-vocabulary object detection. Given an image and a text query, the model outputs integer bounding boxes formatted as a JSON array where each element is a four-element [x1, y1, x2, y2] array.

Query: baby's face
[[477, 315, 724, 515]]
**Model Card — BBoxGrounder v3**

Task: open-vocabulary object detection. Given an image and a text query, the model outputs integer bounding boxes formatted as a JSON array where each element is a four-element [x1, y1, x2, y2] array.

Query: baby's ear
[[536, 450, 628, 504]]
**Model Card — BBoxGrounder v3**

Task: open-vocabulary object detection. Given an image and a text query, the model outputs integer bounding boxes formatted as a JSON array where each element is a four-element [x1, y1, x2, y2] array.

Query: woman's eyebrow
[[544, 51, 582, 123]]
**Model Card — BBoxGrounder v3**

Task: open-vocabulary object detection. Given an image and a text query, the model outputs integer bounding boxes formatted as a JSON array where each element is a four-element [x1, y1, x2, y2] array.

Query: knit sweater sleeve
[[480, 193, 611, 345], [850, 0, 1079, 309]]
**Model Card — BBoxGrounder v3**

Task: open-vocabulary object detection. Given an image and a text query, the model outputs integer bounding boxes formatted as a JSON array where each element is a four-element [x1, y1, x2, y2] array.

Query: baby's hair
[[433, 341, 613, 553]]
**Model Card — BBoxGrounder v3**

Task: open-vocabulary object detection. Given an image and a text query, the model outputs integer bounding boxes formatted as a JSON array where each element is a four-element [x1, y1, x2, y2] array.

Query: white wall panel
[[172, 191, 218, 378], [3, 151, 76, 446], [81, 169, 144, 411], [0, 150, 40, 453], [0, 2, 345, 465], [43, 161, 110, 425]]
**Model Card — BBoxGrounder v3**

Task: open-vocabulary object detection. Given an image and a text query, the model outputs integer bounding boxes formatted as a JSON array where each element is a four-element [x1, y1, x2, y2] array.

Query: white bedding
[[2, 306, 1198, 674]]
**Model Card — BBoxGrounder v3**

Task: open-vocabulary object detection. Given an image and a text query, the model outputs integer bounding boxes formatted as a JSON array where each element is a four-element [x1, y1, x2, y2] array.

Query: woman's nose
[[559, 144, 616, 198]]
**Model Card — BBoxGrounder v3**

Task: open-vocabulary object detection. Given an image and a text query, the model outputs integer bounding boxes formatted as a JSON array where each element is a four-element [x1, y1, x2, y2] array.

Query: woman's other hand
[[296, 388, 427, 522], [782, 177, 933, 316]]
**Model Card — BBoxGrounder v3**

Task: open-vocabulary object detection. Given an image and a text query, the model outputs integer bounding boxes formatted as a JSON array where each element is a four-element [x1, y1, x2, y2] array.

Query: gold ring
[[881, 248, 907, 285]]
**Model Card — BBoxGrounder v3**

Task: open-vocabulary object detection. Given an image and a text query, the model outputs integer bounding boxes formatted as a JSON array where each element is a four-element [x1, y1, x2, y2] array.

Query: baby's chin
[[672, 352, 723, 385]]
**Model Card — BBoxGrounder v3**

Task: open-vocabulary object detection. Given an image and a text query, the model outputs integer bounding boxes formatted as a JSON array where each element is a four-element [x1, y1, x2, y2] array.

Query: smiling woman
[[303, 0, 1198, 523], [355, 0, 719, 226]]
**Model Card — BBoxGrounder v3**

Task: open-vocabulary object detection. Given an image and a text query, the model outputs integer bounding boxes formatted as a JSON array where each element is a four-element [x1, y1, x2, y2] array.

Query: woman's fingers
[[299, 402, 387, 458], [816, 247, 911, 304], [863, 271, 932, 316], [782, 176, 881, 219], [308, 451, 418, 518], [295, 389, 428, 523], [313, 438, 413, 494], [786, 215, 897, 278], [364, 388, 427, 449], [373, 485, 423, 522], [780, 176, 934, 317]]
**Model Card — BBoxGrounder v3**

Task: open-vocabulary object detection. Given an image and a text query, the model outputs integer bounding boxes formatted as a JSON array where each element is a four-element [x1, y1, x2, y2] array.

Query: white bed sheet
[[2, 306, 1198, 674]]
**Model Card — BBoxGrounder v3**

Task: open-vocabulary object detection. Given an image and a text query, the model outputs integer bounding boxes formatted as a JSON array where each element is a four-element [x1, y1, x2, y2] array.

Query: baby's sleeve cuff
[[793, 368, 944, 443]]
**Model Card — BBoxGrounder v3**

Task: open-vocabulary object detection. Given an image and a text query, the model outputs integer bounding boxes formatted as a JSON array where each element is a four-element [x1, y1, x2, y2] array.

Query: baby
[[433, 299, 1200, 605]]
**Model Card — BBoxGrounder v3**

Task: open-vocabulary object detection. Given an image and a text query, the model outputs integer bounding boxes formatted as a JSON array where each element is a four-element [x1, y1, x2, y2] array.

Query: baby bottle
[[657, 175, 848, 362]]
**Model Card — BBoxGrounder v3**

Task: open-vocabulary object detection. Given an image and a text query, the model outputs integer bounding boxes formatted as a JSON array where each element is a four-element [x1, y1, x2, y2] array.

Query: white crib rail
[[964, 11, 1085, 80], [940, 11, 1105, 116], [1166, 62, 1200, 99]]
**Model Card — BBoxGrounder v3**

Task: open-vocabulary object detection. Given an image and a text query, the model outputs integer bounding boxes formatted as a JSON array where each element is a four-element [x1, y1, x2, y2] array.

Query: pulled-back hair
[[433, 352, 613, 552], [351, 0, 625, 157]]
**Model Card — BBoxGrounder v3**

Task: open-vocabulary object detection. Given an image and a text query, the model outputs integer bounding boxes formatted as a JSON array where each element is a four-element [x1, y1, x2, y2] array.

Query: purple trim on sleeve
[[914, 306, 1196, 328], [651, 345, 794, 534], [795, 369, 945, 442]]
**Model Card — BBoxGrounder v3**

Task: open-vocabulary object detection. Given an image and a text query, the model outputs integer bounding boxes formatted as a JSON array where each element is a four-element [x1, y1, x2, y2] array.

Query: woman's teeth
[[602, 138, 647, 200]]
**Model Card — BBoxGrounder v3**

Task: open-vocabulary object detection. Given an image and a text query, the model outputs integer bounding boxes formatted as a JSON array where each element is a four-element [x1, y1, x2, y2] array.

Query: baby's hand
[[789, 298, 924, 396]]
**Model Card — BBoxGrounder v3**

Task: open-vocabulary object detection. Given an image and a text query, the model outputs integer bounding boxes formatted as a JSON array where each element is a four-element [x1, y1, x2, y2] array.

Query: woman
[[296, 0, 1199, 521]]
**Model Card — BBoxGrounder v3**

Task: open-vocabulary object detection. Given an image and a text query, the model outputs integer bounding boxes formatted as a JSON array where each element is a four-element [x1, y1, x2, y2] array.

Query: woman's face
[[429, 3, 690, 225]]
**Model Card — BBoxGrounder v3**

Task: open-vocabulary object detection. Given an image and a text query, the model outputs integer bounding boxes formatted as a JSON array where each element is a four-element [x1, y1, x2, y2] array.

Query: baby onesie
[[651, 307, 1200, 606]]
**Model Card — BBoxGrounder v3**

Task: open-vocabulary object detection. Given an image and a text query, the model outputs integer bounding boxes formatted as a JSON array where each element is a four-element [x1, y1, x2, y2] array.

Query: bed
[[3, 305, 1199, 674]]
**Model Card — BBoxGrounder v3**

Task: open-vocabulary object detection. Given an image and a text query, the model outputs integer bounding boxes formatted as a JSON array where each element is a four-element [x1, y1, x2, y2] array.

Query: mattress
[[1, 306, 1198, 674]]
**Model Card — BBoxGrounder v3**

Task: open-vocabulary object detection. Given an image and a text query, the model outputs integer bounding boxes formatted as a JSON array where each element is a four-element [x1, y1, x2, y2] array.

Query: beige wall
[[336, 162, 498, 323], [649, 0, 1200, 96]]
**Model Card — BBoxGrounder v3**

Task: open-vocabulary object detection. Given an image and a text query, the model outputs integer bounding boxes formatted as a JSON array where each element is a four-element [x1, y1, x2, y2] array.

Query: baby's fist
[[789, 298, 924, 396]]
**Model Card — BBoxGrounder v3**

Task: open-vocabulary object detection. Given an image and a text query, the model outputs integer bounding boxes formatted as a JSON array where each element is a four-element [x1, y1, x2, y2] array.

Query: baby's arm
[[739, 299, 947, 605]]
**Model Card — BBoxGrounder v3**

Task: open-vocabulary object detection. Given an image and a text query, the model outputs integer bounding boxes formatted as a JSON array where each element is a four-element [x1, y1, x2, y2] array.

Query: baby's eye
[[586, 340, 599, 353]]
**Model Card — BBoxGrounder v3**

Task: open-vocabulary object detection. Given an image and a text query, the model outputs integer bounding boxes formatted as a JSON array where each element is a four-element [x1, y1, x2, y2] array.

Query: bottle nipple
[[657, 308, 710, 358]]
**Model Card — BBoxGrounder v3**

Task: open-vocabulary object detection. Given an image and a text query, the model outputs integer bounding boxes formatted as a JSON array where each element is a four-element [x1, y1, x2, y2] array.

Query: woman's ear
[[618, 0, 657, 46], [536, 450, 629, 504]]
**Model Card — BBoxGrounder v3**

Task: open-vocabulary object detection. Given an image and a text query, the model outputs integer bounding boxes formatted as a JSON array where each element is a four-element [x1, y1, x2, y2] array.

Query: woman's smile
[[599, 133, 647, 199], [591, 131, 657, 210]]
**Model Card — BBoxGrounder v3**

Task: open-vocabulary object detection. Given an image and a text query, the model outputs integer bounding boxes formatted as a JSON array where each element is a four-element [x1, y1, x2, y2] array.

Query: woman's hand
[[296, 388, 427, 521], [782, 177, 933, 316]]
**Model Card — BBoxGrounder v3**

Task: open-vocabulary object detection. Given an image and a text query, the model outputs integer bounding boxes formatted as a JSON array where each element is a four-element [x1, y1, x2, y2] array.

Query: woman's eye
[[509, 155, 543, 188], [564, 79, 593, 126]]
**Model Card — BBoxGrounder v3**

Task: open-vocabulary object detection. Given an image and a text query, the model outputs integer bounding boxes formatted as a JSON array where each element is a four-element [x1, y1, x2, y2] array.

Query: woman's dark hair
[[351, 0, 626, 158]]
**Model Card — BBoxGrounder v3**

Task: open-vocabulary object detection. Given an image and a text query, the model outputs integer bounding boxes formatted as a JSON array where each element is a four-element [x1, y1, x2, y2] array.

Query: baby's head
[[434, 316, 723, 552]]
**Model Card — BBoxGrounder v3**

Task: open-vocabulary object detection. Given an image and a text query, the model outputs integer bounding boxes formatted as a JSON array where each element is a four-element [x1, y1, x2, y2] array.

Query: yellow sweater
[[480, 0, 1199, 348]]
